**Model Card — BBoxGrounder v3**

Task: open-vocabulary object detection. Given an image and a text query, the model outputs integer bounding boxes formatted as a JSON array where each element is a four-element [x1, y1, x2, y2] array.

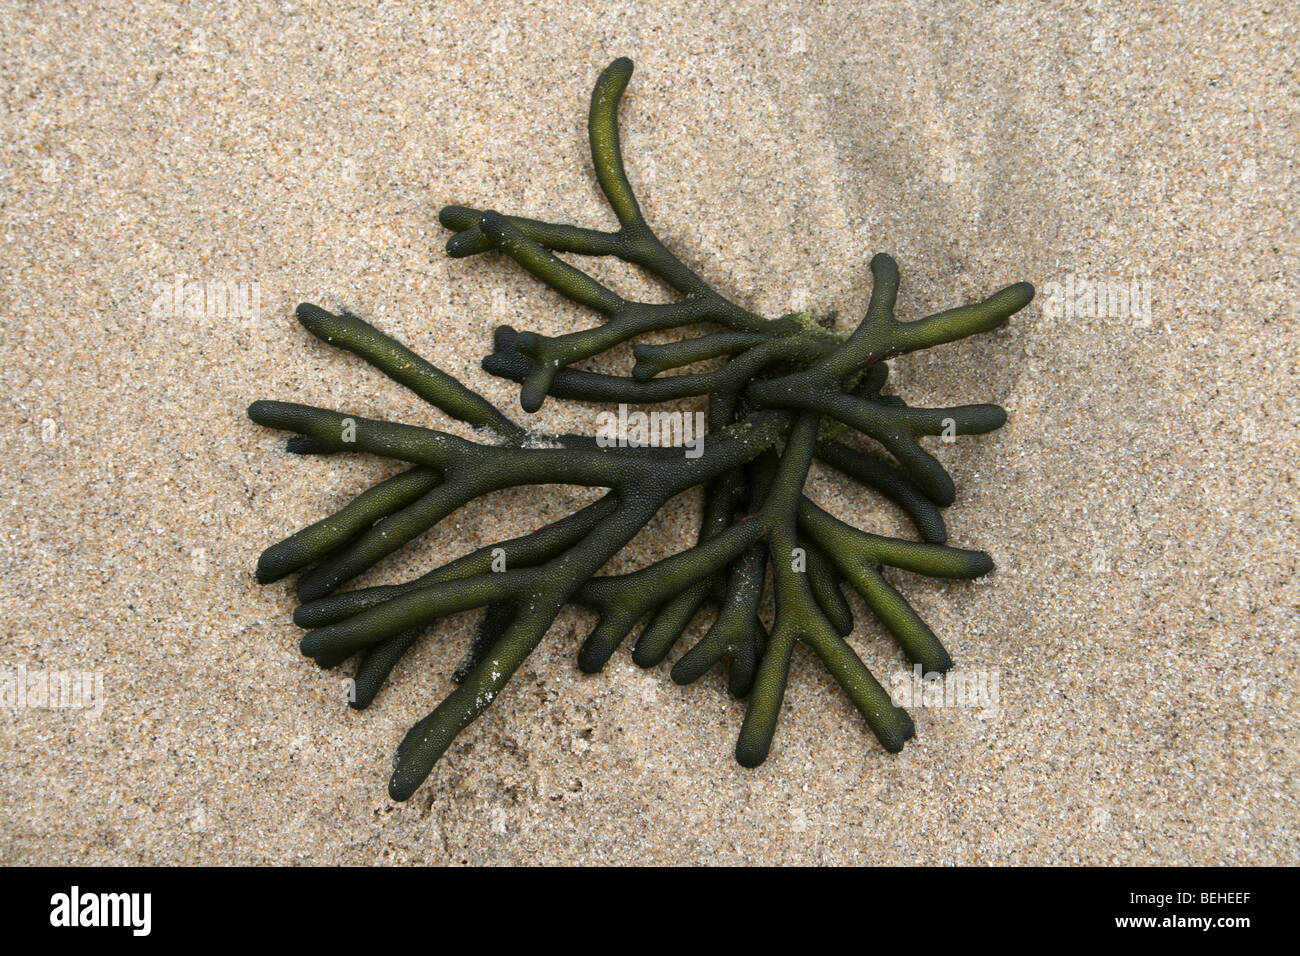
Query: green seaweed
[[248, 58, 1032, 801]]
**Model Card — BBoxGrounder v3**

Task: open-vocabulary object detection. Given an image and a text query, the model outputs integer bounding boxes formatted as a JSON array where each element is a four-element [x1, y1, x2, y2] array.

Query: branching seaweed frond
[[248, 57, 1032, 800]]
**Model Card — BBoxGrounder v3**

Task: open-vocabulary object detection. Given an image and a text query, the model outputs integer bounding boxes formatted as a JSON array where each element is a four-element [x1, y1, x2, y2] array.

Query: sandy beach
[[1, 0, 1295, 864]]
